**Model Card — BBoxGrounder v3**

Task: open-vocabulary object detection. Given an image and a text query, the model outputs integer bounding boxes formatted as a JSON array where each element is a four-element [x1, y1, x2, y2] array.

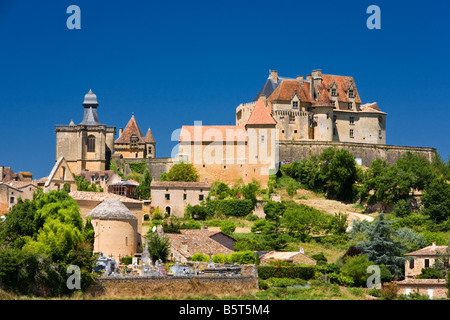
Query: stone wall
[[86, 275, 259, 298], [278, 141, 436, 167], [124, 157, 173, 181]]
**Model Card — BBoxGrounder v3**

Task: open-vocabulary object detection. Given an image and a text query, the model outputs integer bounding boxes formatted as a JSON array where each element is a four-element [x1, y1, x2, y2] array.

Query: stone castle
[[54, 70, 435, 187]]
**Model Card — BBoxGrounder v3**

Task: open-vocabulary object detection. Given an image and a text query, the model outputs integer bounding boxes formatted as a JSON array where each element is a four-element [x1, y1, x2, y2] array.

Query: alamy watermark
[[366, 265, 381, 289], [66, 265, 81, 290], [367, 5, 381, 30], [67, 5, 81, 30]]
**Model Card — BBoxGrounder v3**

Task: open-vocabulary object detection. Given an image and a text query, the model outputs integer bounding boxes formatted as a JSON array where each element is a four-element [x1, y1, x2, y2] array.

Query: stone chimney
[[270, 70, 278, 83], [296, 75, 304, 86], [0, 166, 3, 182], [310, 69, 322, 100], [119, 128, 123, 136]]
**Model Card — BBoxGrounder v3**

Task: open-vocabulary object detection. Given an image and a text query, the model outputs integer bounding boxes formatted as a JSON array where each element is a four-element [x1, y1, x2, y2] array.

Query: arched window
[[87, 135, 95, 152]]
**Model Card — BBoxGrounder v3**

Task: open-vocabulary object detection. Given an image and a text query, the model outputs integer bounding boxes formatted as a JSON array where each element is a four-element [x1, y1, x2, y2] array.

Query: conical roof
[[115, 115, 145, 143], [144, 128, 156, 144], [246, 97, 277, 126], [87, 198, 137, 221], [79, 89, 102, 126]]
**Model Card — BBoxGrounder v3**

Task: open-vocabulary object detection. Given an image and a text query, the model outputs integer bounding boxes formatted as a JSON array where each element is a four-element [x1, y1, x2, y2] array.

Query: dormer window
[[348, 102, 353, 110], [292, 101, 298, 109], [331, 101, 336, 107], [331, 88, 337, 96], [348, 90, 354, 98], [130, 134, 139, 148]]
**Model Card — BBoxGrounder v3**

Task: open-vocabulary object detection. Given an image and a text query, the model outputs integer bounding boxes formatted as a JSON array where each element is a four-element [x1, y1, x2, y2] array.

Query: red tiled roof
[[144, 128, 156, 144], [320, 74, 362, 104], [246, 97, 277, 125], [115, 115, 145, 144], [178, 125, 247, 142], [313, 88, 333, 107], [165, 229, 234, 259], [69, 190, 142, 203], [404, 244, 448, 256], [151, 181, 211, 188], [267, 80, 314, 103]]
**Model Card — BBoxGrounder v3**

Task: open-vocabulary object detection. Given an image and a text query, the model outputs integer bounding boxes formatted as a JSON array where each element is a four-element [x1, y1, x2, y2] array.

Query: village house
[[395, 243, 449, 299], [165, 229, 236, 263], [78, 170, 122, 191], [150, 180, 211, 218], [43, 156, 78, 193]]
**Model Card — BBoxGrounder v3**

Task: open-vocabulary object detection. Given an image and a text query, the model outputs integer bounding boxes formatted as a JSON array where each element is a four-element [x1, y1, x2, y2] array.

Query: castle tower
[[312, 88, 334, 141], [55, 90, 116, 174], [245, 97, 278, 178], [114, 115, 156, 159]]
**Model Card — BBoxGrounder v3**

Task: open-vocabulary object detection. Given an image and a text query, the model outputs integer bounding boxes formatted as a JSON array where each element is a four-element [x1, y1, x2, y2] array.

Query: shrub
[[212, 254, 232, 263], [180, 219, 202, 230], [311, 253, 328, 266], [206, 199, 254, 217], [152, 208, 164, 220], [120, 256, 133, 265], [259, 279, 268, 290], [257, 265, 315, 280], [231, 251, 255, 264], [220, 221, 236, 235], [191, 253, 209, 262], [265, 277, 307, 288], [144, 214, 150, 221], [246, 214, 259, 221]]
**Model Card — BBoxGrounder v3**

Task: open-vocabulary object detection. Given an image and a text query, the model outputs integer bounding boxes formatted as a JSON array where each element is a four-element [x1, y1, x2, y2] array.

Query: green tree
[[73, 173, 103, 192], [146, 231, 171, 263], [136, 169, 152, 199], [340, 254, 374, 287], [356, 214, 406, 278], [282, 203, 329, 241], [241, 183, 259, 207], [166, 162, 199, 182], [421, 178, 450, 223], [220, 220, 236, 235], [263, 201, 286, 233]]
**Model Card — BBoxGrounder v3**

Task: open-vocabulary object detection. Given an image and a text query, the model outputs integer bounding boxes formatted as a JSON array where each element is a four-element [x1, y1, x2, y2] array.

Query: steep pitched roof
[[267, 80, 314, 103], [320, 74, 362, 104], [115, 115, 145, 144], [246, 98, 277, 126], [313, 88, 333, 107], [69, 190, 142, 203], [144, 128, 156, 144], [44, 157, 76, 188]]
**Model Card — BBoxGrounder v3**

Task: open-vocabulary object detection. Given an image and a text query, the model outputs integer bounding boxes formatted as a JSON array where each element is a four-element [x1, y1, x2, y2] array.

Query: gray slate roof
[[87, 198, 137, 221]]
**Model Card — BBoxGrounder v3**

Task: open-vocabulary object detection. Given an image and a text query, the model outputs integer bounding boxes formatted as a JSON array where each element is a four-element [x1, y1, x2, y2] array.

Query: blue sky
[[0, 0, 449, 179]]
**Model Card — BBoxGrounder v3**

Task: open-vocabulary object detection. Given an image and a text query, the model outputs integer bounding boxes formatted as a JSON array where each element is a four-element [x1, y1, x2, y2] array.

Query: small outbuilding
[[88, 198, 138, 261]]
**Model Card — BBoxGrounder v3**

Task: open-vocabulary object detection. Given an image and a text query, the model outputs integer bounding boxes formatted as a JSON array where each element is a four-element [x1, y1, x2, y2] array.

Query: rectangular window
[[379, 130, 382, 139], [348, 90, 354, 98], [199, 194, 204, 201], [349, 117, 354, 125], [183, 194, 187, 200], [10, 197, 14, 204], [331, 88, 336, 96], [101, 176, 105, 182], [91, 176, 95, 182], [333, 127, 337, 136], [331, 101, 336, 107], [333, 115, 337, 122], [165, 194, 170, 200], [424, 259, 430, 268], [261, 135, 265, 143], [349, 129, 354, 138], [289, 115, 295, 124], [409, 259, 415, 269], [292, 101, 298, 109], [348, 102, 353, 109]]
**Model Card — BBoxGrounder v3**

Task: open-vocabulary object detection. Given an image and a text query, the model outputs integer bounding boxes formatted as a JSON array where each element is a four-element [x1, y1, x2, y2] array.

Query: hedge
[[257, 265, 315, 280], [206, 199, 254, 217]]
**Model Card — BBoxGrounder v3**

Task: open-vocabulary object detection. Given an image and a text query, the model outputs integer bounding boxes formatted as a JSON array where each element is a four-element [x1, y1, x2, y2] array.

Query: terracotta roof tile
[[151, 181, 211, 188], [404, 244, 448, 256], [165, 229, 234, 259], [267, 80, 314, 103], [115, 115, 145, 144], [144, 128, 156, 144], [321, 74, 362, 104], [69, 190, 142, 203], [313, 88, 333, 107], [246, 98, 277, 125]]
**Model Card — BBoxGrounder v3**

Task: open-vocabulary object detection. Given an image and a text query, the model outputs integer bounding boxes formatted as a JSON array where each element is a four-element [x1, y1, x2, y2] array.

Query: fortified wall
[[278, 141, 437, 167]]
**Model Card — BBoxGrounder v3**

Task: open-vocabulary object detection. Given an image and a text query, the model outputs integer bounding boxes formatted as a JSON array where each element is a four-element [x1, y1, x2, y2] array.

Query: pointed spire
[[80, 89, 101, 126], [246, 97, 277, 126], [144, 128, 156, 144]]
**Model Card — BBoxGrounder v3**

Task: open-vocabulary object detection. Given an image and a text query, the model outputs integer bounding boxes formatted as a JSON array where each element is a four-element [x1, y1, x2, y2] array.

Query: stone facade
[[43, 156, 78, 193], [404, 243, 449, 279], [55, 90, 116, 175], [236, 69, 386, 145], [150, 181, 211, 218], [396, 279, 448, 299], [114, 115, 156, 159]]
